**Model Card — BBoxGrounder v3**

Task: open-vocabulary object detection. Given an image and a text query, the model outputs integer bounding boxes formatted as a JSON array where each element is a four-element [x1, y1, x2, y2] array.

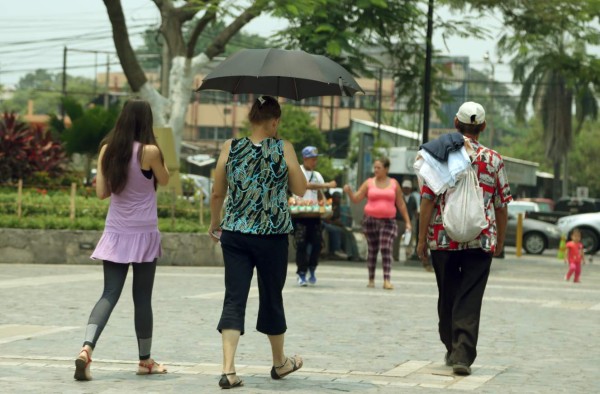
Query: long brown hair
[[100, 100, 160, 194]]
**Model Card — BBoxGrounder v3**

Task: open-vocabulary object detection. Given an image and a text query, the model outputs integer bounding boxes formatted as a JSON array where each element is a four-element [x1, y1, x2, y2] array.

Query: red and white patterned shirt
[[420, 138, 512, 253]]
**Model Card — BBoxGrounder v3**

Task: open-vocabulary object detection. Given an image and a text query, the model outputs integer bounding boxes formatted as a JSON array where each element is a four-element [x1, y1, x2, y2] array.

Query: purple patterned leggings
[[362, 215, 398, 281]]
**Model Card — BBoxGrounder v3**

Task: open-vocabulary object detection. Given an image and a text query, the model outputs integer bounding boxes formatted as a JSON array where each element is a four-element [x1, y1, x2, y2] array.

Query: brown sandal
[[137, 359, 167, 375], [74, 349, 92, 381]]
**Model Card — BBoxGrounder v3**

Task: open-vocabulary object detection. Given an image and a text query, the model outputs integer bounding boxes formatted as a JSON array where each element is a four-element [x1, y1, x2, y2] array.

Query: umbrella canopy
[[197, 48, 364, 101]]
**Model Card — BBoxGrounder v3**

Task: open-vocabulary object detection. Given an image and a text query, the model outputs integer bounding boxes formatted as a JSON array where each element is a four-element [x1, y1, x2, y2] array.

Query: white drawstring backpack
[[441, 151, 488, 242]]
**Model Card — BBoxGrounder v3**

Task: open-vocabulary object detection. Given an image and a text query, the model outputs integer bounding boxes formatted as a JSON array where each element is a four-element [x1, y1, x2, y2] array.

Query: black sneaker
[[453, 362, 471, 376]]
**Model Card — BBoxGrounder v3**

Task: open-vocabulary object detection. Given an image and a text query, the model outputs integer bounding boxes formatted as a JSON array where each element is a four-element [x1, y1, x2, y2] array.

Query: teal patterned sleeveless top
[[220, 137, 293, 234]]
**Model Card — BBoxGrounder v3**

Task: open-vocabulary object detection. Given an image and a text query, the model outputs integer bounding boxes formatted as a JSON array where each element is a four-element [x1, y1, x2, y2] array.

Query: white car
[[557, 212, 600, 254], [508, 201, 540, 216], [506, 204, 561, 254]]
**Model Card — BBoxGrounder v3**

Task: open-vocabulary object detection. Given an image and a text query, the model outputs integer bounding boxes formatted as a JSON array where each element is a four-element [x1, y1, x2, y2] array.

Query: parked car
[[518, 197, 554, 212], [528, 197, 600, 224], [557, 212, 600, 254], [554, 197, 600, 214], [505, 204, 561, 254], [508, 201, 540, 217]]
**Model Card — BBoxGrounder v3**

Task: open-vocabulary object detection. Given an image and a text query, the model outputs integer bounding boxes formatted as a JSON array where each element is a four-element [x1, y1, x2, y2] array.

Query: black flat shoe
[[219, 372, 243, 389], [453, 363, 472, 376], [270, 356, 303, 379]]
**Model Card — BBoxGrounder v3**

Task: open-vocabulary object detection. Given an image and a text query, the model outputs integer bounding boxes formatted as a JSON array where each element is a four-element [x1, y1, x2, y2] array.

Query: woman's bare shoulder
[[142, 144, 161, 157]]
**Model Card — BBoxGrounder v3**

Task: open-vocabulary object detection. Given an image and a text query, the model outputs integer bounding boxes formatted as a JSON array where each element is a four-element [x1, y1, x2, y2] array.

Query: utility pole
[[327, 96, 335, 151], [376, 67, 383, 135], [484, 51, 496, 148], [68, 48, 114, 106], [422, 0, 434, 144], [93, 52, 98, 97], [104, 54, 110, 109], [61, 46, 67, 120]]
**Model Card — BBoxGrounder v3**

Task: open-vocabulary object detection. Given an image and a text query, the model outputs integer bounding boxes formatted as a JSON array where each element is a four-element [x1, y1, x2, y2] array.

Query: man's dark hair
[[456, 120, 485, 135]]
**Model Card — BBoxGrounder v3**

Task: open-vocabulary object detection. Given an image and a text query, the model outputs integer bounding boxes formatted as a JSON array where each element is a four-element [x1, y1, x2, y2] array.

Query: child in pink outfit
[[564, 229, 585, 283]]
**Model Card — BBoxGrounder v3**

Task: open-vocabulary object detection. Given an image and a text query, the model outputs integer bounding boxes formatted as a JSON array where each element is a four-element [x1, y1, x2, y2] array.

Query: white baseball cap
[[456, 101, 485, 125], [401, 180, 412, 189]]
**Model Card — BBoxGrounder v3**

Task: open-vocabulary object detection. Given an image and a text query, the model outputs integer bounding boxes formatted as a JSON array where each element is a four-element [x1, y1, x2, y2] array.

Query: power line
[[1, 61, 123, 75], [0, 24, 151, 47], [0, 29, 148, 55]]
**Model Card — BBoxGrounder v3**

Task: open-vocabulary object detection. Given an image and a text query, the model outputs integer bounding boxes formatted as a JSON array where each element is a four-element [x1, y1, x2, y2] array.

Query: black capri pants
[[217, 230, 289, 336]]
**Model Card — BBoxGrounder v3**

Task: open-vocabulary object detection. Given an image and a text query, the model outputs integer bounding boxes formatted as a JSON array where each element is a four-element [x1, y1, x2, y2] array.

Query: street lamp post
[[483, 51, 495, 148]]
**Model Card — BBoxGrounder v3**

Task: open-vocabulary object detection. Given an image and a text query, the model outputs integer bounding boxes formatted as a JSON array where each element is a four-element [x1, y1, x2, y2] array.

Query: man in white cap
[[416, 101, 511, 376], [392, 179, 418, 261], [293, 146, 336, 286]]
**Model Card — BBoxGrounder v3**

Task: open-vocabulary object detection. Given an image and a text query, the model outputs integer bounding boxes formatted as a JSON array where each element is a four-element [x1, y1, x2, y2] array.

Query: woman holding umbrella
[[209, 95, 307, 388]]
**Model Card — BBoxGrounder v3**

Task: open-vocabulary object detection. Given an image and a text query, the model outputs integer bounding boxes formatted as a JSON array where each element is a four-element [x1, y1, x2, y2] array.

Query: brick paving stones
[[0, 249, 598, 393]]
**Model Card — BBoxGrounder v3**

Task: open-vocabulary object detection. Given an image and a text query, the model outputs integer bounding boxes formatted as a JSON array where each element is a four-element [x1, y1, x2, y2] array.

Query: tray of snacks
[[288, 197, 333, 219]]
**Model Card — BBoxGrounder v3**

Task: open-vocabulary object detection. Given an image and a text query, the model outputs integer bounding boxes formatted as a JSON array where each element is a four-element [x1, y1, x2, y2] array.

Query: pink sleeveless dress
[[91, 142, 162, 263]]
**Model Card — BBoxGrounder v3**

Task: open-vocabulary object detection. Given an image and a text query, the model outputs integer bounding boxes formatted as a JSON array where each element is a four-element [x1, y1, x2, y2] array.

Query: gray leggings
[[83, 260, 156, 360]]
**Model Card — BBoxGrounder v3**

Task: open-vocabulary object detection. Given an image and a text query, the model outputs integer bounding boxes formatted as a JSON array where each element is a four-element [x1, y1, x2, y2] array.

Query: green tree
[[277, 0, 487, 134], [103, 0, 290, 160], [446, 0, 600, 199], [463, 68, 520, 147], [2, 69, 99, 115], [570, 121, 600, 197], [138, 20, 270, 70], [50, 97, 118, 182], [495, 117, 553, 171], [103, 0, 459, 161]]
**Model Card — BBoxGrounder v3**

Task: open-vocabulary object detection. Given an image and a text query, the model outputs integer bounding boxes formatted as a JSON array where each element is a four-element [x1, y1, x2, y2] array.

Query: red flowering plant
[[0, 112, 67, 183]]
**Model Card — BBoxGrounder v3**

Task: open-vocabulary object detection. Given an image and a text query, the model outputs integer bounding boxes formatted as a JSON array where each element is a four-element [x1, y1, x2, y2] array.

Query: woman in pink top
[[344, 157, 411, 289], [74, 100, 170, 381]]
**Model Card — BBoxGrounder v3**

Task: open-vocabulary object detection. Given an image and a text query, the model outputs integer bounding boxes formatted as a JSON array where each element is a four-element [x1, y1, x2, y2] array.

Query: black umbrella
[[196, 48, 364, 101]]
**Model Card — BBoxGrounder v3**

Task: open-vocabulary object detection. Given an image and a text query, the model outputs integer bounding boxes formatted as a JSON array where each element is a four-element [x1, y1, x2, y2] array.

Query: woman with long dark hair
[[74, 99, 170, 381], [210, 96, 307, 389]]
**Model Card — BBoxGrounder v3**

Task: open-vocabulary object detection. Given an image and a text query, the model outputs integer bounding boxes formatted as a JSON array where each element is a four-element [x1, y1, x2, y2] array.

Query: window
[[360, 95, 377, 109], [198, 91, 231, 104], [235, 94, 252, 105], [288, 97, 322, 107], [197, 126, 233, 140], [340, 96, 357, 108], [302, 96, 321, 106]]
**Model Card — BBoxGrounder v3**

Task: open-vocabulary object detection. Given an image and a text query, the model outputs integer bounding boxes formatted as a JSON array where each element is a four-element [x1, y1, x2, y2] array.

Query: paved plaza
[[0, 249, 599, 393]]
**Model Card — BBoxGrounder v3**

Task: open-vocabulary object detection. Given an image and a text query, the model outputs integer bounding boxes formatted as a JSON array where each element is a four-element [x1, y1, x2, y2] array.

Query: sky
[[0, 0, 514, 88]]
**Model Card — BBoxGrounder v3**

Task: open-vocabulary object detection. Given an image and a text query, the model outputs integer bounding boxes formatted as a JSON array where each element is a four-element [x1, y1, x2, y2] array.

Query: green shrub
[[0, 215, 105, 230], [0, 187, 210, 233], [0, 214, 208, 233]]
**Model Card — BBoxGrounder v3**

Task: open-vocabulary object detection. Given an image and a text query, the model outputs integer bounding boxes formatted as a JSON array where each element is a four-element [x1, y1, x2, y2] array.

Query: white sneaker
[[332, 250, 348, 260], [297, 274, 307, 287]]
